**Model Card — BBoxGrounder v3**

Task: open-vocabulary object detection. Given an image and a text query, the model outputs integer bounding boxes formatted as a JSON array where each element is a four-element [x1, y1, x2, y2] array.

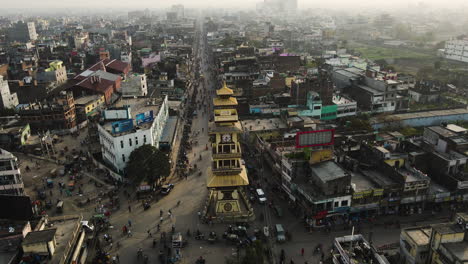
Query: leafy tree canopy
[[126, 145, 170, 186]]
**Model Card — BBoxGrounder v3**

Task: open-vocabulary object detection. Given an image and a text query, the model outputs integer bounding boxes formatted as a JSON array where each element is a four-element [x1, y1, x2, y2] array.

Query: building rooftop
[[446, 124, 467, 134], [332, 95, 355, 105], [334, 234, 390, 264], [311, 161, 348, 183], [428, 126, 457, 138], [101, 97, 162, 136], [357, 84, 384, 96], [432, 222, 465, 235], [371, 109, 468, 125], [241, 118, 287, 132], [443, 242, 468, 262], [403, 227, 431, 246], [23, 229, 56, 245], [351, 171, 379, 192], [0, 148, 16, 161], [74, 95, 102, 105]]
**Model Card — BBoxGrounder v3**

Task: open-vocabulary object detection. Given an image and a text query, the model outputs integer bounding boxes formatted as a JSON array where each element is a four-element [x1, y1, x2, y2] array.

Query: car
[[275, 224, 286, 243], [161, 184, 174, 194], [274, 206, 283, 218]]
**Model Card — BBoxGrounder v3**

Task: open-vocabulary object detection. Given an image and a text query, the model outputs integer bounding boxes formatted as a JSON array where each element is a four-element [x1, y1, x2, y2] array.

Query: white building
[[0, 76, 19, 109], [121, 51, 132, 65], [98, 96, 169, 174], [444, 39, 468, 63], [0, 148, 24, 195], [121, 74, 147, 97], [333, 94, 357, 118]]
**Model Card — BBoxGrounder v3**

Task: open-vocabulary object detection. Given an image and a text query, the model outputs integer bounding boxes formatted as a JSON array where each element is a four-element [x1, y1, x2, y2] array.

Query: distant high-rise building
[[171, 4, 185, 20], [257, 0, 297, 14], [8, 21, 37, 43]]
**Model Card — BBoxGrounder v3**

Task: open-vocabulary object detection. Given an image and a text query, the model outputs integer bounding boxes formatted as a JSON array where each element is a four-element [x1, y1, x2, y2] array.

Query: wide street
[[102, 20, 453, 264]]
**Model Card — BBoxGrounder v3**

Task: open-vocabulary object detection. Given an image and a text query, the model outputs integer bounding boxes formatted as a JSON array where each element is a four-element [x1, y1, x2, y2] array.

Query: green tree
[[126, 145, 170, 186], [241, 241, 264, 264]]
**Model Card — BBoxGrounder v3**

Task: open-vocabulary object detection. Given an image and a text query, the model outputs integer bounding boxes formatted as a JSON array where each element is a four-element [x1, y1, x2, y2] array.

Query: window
[[341, 200, 348, 206], [122, 154, 125, 162], [135, 137, 139, 145], [391, 102, 395, 106], [120, 140, 124, 148], [334, 201, 339, 208], [143, 135, 147, 144], [313, 106, 321, 110], [129, 138, 132, 146]]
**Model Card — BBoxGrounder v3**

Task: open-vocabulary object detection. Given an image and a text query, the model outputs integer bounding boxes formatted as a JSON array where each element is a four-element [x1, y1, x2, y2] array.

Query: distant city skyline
[[1, 0, 467, 10]]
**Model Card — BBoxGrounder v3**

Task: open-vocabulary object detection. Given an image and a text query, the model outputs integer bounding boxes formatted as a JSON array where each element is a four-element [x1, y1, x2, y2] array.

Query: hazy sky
[[2, 0, 467, 10]]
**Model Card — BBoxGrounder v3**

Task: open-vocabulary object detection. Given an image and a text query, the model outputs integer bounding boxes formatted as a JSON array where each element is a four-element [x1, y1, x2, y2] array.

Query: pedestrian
[[148, 230, 152, 237], [290, 259, 295, 264], [197, 211, 201, 218], [160, 216, 163, 223], [301, 248, 304, 256], [160, 209, 163, 217], [116, 254, 120, 263], [128, 205, 131, 213], [127, 229, 132, 237], [128, 220, 132, 227]]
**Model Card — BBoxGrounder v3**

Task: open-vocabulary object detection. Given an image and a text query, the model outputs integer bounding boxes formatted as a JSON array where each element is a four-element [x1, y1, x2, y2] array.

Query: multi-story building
[[444, 39, 468, 63], [36, 60, 67, 85], [74, 33, 88, 49], [122, 74, 148, 97], [0, 148, 24, 196], [8, 22, 37, 42], [74, 95, 106, 122], [333, 234, 390, 264], [98, 96, 169, 174], [400, 213, 468, 264], [0, 76, 19, 109], [206, 83, 253, 222], [18, 91, 76, 132], [71, 59, 128, 104]]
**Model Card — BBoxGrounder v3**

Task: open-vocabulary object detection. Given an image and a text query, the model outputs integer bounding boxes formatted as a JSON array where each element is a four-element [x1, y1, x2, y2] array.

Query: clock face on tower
[[222, 134, 231, 143]]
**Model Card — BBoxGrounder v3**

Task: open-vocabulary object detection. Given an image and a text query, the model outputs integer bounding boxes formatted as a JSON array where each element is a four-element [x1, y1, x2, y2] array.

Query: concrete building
[[0, 76, 19, 109], [22, 215, 88, 264], [18, 91, 76, 132], [74, 95, 105, 122], [0, 149, 23, 196], [400, 213, 468, 264], [121, 73, 148, 97], [444, 39, 468, 63], [333, 234, 390, 264], [98, 96, 169, 174], [74, 33, 88, 49], [8, 22, 37, 42], [36, 60, 67, 85]]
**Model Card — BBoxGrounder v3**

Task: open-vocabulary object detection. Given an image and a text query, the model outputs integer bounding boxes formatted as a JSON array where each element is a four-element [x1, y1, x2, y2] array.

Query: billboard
[[136, 110, 154, 125], [296, 129, 334, 148], [112, 119, 134, 134]]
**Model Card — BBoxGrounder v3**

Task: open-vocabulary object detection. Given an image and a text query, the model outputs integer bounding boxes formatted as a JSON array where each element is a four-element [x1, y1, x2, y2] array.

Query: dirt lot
[[18, 129, 118, 219]]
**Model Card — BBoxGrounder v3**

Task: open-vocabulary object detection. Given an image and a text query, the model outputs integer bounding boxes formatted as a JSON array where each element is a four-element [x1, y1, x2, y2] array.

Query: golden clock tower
[[205, 82, 253, 222]]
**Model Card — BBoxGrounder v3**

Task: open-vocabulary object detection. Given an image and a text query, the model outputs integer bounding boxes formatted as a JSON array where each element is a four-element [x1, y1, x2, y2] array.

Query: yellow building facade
[[205, 83, 254, 222]]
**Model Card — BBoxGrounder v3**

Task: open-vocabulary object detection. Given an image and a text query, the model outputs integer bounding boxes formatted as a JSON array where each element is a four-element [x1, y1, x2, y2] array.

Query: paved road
[[100, 20, 455, 264]]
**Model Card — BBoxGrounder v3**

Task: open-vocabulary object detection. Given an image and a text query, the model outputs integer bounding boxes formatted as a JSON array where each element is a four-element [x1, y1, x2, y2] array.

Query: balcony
[[212, 152, 242, 159], [212, 167, 243, 174]]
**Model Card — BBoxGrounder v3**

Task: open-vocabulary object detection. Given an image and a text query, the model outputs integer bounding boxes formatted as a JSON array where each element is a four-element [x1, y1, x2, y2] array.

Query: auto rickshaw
[[68, 181, 75, 191], [56, 200, 63, 213], [207, 232, 217, 244], [46, 179, 53, 188]]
